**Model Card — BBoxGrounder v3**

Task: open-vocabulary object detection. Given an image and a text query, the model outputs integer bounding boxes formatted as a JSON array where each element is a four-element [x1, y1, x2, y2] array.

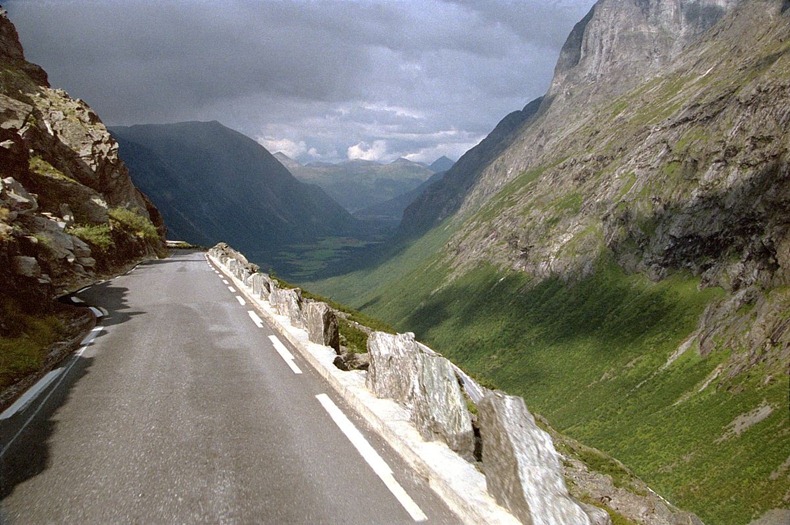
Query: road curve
[[0, 251, 459, 524]]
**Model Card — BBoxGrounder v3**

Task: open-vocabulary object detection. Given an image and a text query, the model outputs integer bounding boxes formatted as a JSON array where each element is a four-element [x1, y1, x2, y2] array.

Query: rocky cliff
[[446, 0, 788, 361], [0, 10, 165, 403], [313, 2, 790, 523]]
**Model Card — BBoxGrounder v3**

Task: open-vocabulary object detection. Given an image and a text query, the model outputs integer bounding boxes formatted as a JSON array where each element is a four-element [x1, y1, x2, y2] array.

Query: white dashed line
[[235, 296, 246, 305], [247, 310, 264, 328], [268, 335, 302, 374], [316, 394, 427, 522], [228, 286, 236, 293]]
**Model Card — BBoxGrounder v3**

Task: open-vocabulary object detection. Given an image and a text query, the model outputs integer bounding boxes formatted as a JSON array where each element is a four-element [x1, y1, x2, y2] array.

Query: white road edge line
[[247, 310, 264, 328], [0, 327, 102, 457], [235, 295, 246, 305], [316, 393, 428, 523], [227, 286, 236, 293], [0, 368, 63, 420], [88, 306, 104, 318], [268, 335, 302, 375]]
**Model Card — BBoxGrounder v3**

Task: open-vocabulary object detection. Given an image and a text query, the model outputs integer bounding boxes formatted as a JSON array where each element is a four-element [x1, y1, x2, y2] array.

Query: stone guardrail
[[208, 242, 610, 525]]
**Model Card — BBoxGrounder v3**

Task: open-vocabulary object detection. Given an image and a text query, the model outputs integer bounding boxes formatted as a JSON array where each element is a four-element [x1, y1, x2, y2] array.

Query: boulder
[[271, 287, 305, 328], [76, 256, 96, 268], [71, 235, 91, 258], [366, 331, 422, 405], [305, 301, 340, 351], [411, 352, 475, 459], [1, 176, 37, 215], [59, 203, 75, 226], [478, 391, 602, 525], [12, 256, 40, 278]]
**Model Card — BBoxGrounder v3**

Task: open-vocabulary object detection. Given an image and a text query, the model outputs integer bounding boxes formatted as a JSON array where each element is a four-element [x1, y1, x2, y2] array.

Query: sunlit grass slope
[[309, 242, 789, 525]]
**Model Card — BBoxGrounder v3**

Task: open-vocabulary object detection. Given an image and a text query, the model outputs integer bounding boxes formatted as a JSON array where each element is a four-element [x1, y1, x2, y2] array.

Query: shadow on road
[[0, 273, 143, 504]]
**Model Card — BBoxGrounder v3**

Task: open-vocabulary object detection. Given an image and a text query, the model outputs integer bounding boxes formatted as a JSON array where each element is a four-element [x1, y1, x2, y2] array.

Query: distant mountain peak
[[429, 156, 455, 173], [273, 151, 303, 171], [391, 157, 418, 165]]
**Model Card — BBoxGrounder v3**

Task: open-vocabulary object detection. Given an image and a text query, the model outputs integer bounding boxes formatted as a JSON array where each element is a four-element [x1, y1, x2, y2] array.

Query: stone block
[[412, 352, 475, 459], [271, 287, 305, 328], [366, 331, 422, 405], [305, 301, 340, 352], [478, 391, 601, 525]]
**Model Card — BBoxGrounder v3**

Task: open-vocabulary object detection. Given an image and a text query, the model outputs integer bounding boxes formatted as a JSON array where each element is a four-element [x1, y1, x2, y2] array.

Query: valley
[[2, 1, 789, 524]]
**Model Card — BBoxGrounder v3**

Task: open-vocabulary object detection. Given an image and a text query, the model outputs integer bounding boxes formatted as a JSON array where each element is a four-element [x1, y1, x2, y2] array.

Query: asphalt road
[[0, 251, 460, 524]]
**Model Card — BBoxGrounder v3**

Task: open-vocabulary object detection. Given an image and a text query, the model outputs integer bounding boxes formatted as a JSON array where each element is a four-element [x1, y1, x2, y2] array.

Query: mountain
[[399, 96, 544, 238], [0, 11, 165, 404], [309, 2, 790, 523], [353, 170, 447, 224], [110, 121, 361, 273], [429, 156, 455, 173], [277, 155, 435, 214]]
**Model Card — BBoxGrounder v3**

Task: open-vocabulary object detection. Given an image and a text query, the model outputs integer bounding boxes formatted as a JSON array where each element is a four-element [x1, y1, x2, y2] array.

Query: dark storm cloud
[[5, 0, 596, 163]]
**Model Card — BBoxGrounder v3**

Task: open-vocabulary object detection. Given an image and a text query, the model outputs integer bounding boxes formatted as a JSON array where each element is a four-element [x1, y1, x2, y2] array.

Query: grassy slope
[[312, 245, 788, 524]]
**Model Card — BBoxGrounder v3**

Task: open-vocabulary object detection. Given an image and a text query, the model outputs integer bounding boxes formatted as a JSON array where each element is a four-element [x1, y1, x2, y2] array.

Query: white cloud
[[347, 140, 389, 161], [257, 137, 307, 159], [404, 139, 481, 164]]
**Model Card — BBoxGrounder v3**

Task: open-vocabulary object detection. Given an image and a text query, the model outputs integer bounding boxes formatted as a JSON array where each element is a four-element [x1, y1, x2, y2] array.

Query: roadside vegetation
[[0, 297, 67, 391]]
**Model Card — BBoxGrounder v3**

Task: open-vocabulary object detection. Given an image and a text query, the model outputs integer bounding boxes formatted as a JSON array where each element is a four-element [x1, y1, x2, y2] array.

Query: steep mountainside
[[111, 122, 360, 273], [310, 2, 789, 523], [399, 96, 543, 238], [278, 155, 436, 214], [0, 11, 165, 404]]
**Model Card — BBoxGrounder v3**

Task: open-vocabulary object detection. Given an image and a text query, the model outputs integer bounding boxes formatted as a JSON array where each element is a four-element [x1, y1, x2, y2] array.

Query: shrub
[[0, 298, 65, 390], [108, 207, 159, 241], [68, 223, 113, 252]]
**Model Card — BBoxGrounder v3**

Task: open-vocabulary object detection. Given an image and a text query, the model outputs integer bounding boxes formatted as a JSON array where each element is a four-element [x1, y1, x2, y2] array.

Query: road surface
[[0, 251, 460, 524]]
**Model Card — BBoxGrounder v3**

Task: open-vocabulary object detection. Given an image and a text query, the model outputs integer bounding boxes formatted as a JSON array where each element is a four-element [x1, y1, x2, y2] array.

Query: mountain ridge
[[309, 2, 790, 523]]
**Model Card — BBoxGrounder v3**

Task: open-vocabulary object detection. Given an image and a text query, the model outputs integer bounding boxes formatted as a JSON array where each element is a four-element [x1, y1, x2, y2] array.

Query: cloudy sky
[[6, 0, 595, 164]]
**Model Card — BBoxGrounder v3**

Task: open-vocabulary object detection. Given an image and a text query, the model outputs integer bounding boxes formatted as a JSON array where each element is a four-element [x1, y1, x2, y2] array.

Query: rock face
[[366, 331, 474, 457], [548, 0, 740, 107], [478, 392, 602, 525], [0, 10, 165, 310], [396, 1, 790, 367]]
